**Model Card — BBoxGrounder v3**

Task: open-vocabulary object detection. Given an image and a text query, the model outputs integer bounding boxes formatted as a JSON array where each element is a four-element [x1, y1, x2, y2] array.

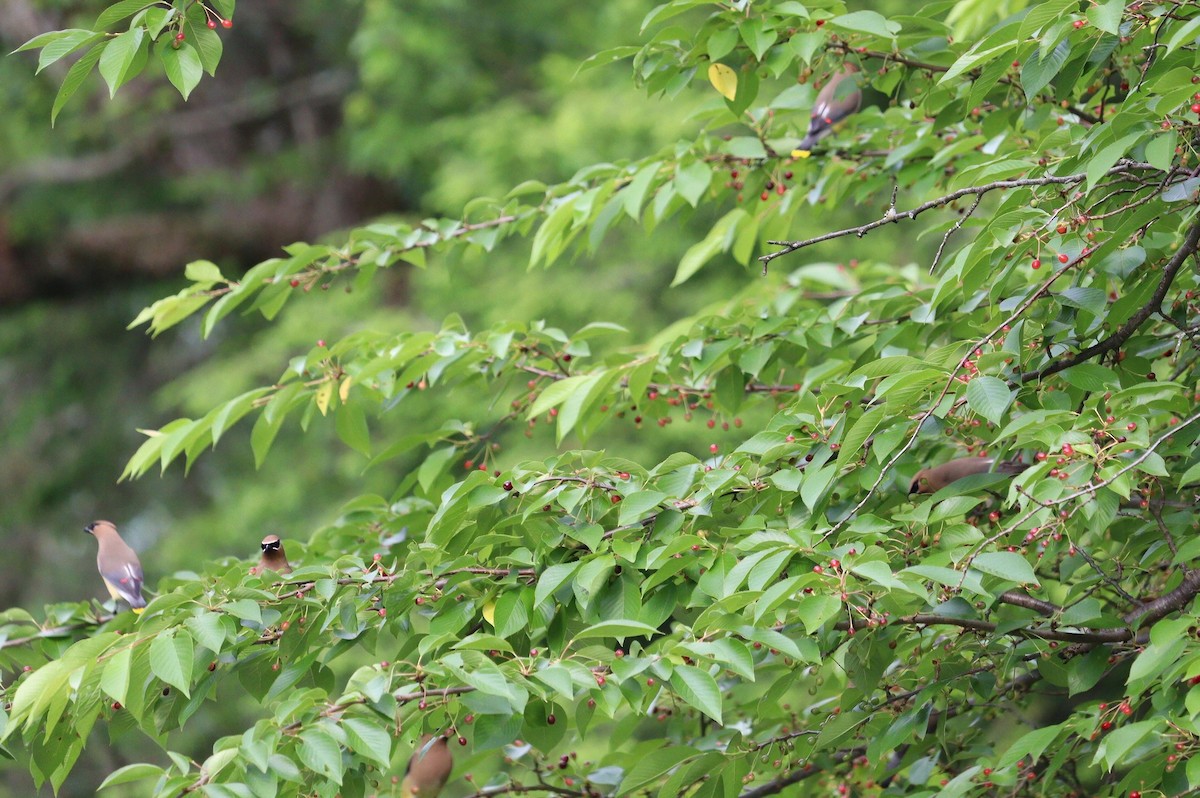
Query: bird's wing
[[100, 560, 146, 608]]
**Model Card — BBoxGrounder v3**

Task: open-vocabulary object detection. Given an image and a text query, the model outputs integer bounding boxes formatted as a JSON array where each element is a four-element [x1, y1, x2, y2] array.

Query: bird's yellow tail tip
[[132, 607, 144, 614], [791, 149, 812, 159]]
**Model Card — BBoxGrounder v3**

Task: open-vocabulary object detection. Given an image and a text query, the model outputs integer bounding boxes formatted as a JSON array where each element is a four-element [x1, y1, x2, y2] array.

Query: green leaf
[[149, 630, 194, 696], [576, 620, 660, 640], [670, 665, 723, 724], [343, 718, 392, 769], [966, 376, 1013, 424], [672, 209, 741, 286], [528, 374, 593, 419], [51, 41, 107, 124], [1086, 0, 1123, 34], [335, 403, 371, 456], [1020, 39, 1069, 98], [185, 260, 223, 283], [161, 41, 203, 100], [98, 763, 165, 791], [535, 562, 579, 608], [98, 28, 144, 97], [100, 646, 132, 705], [618, 746, 699, 796], [95, 0, 158, 30], [997, 723, 1064, 769], [828, 10, 899, 38], [673, 161, 711, 207], [970, 551, 1037, 584], [298, 728, 343, 785], [32, 30, 102, 74], [617, 490, 666, 526]]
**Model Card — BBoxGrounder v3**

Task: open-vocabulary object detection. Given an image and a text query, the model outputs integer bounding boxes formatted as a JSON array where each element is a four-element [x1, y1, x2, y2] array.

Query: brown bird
[[400, 733, 453, 798], [793, 64, 862, 156], [258, 534, 293, 574], [84, 521, 146, 614], [909, 457, 1028, 495]]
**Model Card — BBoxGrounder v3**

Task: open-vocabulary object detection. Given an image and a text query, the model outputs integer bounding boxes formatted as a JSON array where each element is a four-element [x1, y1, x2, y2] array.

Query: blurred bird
[[792, 64, 862, 157], [258, 534, 293, 574], [909, 457, 1027, 495], [401, 733, 453, 798], [84, 520, 146, 614]]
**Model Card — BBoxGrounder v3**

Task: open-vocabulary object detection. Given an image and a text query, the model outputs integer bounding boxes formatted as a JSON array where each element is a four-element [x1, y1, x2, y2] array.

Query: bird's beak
[[83, 523, 95, 535]]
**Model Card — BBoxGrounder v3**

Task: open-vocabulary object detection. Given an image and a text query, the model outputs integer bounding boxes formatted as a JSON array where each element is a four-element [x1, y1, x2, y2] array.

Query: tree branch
[[1020, 218, 1200, 382]]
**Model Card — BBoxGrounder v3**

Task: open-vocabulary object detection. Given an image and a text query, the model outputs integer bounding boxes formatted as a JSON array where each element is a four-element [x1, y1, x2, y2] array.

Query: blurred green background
[[0, 0, 929, 793]]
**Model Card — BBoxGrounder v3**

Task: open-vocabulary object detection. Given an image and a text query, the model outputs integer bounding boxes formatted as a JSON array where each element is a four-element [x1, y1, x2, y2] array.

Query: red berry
[[611, 494, 621, 504], [815, 19, 825, 26], [1031, 258, 1041, 269], [1056, 224, 1067, 234], [760, 190, 770, 201], [547, 713, 556, 724], [221, 18, 233, 28], [1057, 253, 1069, 263], [458, 735, 468, 745], [1062, 444, 1073, 456], [316, 339, 326, 347], [709, 444, 718, 453], [174, 32, 185, 42], [378, 608, 386, 618], [1193, 104, 1200, 114], [1127, 422, 1137, 431], [1035, 452, 1047, 461], [289, 278, 300, 287], [207, 19, 217, 29], [415, 596, 425, 605]]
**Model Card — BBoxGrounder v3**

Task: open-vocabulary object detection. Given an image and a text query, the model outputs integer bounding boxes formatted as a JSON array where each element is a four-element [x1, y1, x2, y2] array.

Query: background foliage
[[4, 0, 1200, 797]]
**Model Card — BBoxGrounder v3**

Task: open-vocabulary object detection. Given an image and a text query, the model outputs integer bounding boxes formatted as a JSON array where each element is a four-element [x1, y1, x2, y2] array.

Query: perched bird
[[84, 521, 146, 614], [258, 534, 293, 574], [401, 733, 453, 798], [909, 457, 1027, 495], [792, 64, 862, 157]]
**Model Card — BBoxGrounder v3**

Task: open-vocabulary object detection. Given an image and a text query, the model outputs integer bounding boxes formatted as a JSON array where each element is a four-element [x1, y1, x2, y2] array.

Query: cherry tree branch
[[1019, 218, 1200, 383]]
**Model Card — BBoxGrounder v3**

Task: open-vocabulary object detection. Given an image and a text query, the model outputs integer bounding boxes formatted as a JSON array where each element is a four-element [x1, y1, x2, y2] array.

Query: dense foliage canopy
[[4, 1, 1200, 797]]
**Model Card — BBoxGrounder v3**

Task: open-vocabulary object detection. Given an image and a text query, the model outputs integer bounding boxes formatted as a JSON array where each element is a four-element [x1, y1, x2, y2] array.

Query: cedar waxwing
[[792, 64, 862, 157], [84, 520, 146, 614], [401, 733, 453, 798], [258, 534, 293, 574], [909, 457, 1027, 495]]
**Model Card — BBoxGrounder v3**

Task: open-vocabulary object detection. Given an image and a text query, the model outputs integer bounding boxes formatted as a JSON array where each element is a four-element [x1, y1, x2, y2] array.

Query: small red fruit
[[1057, 253, 1069, 263], [1062, 444, 1074, 456], [709, 444, 718, 453], [1031, 258, 1041, 269], [207, 19, 216, 29], [1056, 224, 1067, 234], [1127, 422, 1137, 431], [174, 32, 185, 42], [221, 18, 233, 28]]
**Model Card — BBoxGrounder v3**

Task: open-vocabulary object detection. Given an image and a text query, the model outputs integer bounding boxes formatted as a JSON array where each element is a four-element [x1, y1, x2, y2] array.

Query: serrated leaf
[[298, 728, 343, 785], [149, 630, 194, 696], [618, 746, 699, 796], [966, 376, 1013, 423], [970, 551, 1037, 584], [343, 718, 392, 768], [161, 41, 203, 100], [670, 665, 722, 723], [576, 620, 659, 640], [98, 28, 143, 97], [97, 763, 164, 791], [51, 41, 107, 124]]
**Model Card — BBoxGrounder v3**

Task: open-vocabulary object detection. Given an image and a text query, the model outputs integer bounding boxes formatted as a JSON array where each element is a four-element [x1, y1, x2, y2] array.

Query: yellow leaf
[[708, 63, 737, 101], [339, 376, 353, 403], [315, 382, 333, 416], [482, 601, 496, 626]]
